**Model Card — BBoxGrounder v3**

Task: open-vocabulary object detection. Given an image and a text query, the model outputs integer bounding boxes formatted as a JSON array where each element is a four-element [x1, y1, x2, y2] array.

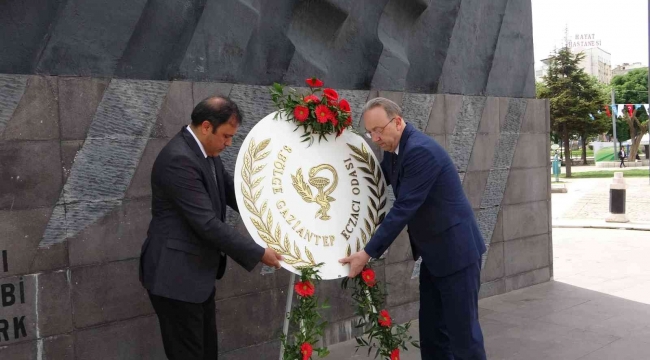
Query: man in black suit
[[139, 96, 282, 360]]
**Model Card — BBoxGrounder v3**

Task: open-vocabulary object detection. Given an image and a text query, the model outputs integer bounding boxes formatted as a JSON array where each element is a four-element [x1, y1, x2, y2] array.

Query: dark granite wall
[[0, 0, 536, 96], [0, 0, 549, 358]]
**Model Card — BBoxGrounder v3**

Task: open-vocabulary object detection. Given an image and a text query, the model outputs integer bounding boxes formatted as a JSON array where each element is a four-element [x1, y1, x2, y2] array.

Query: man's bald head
[[191, 96, 242, 133]]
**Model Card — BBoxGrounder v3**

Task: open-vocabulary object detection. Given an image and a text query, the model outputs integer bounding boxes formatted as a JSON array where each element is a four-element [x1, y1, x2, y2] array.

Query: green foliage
[[559, 169, 649, 178], [281, 264, 330, 360], [537, 47, 610, 174], [341, 265, 418, 359], [612, 68, 649, 105], [537, 48, 607, 133]]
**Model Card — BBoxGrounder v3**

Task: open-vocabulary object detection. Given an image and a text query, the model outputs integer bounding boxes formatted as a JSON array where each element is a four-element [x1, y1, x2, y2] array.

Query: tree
[[537, 47, 605, 176], [611, 68, 649, 161], [577, 76, 610, 164]]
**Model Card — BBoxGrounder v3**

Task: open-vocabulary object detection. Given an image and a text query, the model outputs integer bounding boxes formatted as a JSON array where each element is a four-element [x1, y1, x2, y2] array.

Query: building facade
[[536, 47, 612, 84], [612, 62, 647, 78]]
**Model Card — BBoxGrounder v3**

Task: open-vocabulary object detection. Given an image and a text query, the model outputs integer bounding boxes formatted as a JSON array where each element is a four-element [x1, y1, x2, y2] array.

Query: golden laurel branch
[[241, 138, 316, 268], [346, 143, 387, 253]]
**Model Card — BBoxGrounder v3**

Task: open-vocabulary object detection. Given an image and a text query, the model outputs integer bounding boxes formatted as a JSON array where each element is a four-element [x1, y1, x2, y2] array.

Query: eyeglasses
[[365, 117, 396, 139]]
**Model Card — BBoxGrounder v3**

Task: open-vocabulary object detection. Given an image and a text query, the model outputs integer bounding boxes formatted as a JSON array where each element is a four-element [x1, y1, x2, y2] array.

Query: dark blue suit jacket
[[365, 123, 486, 277]]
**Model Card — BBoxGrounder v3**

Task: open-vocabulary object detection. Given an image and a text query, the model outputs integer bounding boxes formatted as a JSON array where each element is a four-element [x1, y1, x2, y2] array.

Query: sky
[[532, 0, 649, 67]]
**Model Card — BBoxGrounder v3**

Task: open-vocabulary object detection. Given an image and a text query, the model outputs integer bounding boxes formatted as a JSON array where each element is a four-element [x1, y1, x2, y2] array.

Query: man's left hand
[[339, 250, 371, 278]]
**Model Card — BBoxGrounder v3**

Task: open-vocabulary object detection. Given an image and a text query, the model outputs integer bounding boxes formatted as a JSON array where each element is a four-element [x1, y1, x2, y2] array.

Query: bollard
[[606, 172, 629, 223]]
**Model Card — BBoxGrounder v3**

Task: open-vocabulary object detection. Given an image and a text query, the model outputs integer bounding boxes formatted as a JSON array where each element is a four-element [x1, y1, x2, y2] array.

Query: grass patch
[[552, 150, 594, 157], [558, 169, 650, 178]]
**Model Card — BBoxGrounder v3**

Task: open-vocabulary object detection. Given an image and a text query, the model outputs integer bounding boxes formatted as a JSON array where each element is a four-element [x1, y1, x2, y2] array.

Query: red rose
[[323, 88, 338, 103], [301, 342, 313, 360], [361, 268, 376, 287], [295, 281, 315, 297], [378, 310, 392, 327], [303, 94, 320, 104], [315, 105, 333, 124], [339, 99, 351, 113], [294, 105, 309, 122], [390, 348, 400, 360], [345, 116, 352, 126], [305, 78, 324, 88], [330, 115, 338, 127]]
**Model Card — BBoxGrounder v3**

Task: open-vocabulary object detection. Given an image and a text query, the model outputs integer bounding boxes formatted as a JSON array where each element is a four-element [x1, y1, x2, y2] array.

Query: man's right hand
[[261, 247, 283, 269]]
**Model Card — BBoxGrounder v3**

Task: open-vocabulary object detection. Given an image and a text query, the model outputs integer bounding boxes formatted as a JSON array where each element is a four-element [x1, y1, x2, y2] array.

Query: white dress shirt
[[186, 125, 207, 158]]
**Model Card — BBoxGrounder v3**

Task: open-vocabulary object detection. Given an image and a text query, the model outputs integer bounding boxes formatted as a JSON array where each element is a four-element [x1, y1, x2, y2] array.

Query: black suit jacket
[[140, 127, 264, 303]]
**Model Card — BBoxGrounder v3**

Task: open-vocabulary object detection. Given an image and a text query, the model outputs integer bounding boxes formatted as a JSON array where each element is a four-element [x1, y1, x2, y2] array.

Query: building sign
[[568, 34, 602, 48]]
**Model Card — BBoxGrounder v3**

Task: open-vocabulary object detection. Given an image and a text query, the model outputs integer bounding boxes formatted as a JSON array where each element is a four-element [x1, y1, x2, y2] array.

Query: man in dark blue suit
[[340, 97, 487, 359]]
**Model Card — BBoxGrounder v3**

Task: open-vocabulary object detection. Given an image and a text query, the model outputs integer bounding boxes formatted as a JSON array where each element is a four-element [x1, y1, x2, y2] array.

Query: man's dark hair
[[191, 96, 242, 132]]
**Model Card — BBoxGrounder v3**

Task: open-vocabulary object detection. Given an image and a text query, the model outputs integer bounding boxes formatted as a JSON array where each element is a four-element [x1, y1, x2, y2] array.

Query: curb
[[552, 223, 650, 232]]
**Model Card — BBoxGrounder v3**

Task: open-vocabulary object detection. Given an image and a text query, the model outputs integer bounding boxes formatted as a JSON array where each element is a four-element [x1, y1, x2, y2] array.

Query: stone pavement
[[330, 228, 650, 359], [551, 177, 650, 228]]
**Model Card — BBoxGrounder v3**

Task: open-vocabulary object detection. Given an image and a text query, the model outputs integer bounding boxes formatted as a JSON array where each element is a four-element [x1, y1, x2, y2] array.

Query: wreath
[[270, 78, 419, 360]]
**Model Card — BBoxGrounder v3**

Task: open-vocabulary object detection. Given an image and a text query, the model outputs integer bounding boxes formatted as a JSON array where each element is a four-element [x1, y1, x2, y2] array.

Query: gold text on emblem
[[291, 164, 338, 221]]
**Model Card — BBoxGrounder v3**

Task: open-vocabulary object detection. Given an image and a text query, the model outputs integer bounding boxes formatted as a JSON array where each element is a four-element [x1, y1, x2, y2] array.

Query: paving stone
[[71, 259, 152, 329], [0, 141, 62, 211], [2, 76, 59, 141]]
